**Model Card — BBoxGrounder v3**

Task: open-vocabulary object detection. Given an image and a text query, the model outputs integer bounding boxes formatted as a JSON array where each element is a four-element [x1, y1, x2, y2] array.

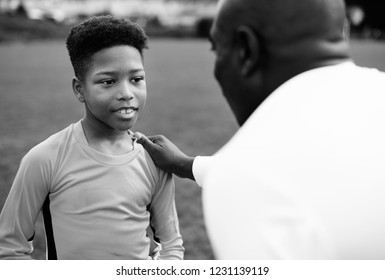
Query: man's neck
[[265, 39, 351, 97]]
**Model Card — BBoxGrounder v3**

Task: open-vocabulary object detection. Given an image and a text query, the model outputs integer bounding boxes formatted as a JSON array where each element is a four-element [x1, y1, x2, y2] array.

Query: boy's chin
[[114, 122, 135, 132], [108, 117, 138, 132], [115, 125, 134, 132]]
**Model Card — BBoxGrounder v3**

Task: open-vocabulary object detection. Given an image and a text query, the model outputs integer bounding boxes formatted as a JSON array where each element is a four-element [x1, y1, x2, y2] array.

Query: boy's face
[[75, 45, 147, 132]]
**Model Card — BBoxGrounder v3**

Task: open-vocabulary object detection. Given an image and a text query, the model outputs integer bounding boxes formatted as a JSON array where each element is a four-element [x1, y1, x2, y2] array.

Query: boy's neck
[[81, 117, 134, 156]]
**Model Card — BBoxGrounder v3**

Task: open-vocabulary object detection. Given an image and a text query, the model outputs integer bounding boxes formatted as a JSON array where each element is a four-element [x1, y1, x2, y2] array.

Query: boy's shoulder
[[135, 141, 172, 181], [23, 123, 76, 165], [136, 143, 158, 174]]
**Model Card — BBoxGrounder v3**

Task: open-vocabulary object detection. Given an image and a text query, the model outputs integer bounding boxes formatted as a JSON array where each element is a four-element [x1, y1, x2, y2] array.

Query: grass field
[[0, 38, 385, 259]]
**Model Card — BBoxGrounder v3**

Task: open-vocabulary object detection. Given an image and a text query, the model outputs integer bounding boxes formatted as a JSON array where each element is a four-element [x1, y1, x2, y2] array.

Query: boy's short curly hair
[[66, 15, 148, 81]]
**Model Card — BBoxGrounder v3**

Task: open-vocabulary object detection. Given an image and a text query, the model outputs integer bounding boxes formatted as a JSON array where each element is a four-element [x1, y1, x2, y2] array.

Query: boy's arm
[[148, 172, 184, 260], [0, 150, 50, 259]]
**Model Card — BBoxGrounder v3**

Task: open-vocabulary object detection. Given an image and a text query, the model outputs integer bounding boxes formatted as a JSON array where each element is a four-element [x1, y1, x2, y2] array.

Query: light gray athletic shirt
[[0, 121, 184, 260]]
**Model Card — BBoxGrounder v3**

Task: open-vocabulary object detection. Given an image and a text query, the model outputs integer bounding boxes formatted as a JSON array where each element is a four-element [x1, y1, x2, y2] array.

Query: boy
[[0, 16, 184, 260]]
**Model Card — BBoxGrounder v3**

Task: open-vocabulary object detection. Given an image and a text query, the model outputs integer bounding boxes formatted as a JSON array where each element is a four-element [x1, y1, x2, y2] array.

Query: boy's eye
[[132, 76, 145, 83], [100, 79, 115, 85]]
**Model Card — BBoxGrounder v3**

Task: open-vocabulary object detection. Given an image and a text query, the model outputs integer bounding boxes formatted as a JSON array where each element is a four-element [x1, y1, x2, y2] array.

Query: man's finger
[[134, 132, 157, 152], [133, 132, 144, 142], [134, 132, 149, 145]]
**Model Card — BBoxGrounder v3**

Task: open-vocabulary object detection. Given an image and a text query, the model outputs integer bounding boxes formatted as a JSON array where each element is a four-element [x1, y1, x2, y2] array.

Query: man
[[136, 0, 385, 259]]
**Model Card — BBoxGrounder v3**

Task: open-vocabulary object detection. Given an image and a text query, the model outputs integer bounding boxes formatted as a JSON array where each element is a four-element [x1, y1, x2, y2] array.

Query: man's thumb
[[134, 132, 155, 151]]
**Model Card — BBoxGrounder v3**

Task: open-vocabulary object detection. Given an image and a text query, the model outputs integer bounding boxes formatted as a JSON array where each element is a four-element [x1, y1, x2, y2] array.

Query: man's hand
[[134, 132, 195, 180]]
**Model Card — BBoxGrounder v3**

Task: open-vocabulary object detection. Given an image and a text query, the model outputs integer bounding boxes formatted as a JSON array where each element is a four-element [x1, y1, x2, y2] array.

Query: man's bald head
[[216, 0, 348, 55], [210, 0, 351, 125]]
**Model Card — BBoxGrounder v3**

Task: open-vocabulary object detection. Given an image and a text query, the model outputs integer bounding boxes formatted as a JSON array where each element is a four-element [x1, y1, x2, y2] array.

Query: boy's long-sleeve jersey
[[0, 121, 184, 260]]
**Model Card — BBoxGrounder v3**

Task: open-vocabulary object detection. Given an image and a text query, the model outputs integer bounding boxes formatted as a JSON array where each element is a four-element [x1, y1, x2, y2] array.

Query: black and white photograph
[[0, 0, 385, 278]]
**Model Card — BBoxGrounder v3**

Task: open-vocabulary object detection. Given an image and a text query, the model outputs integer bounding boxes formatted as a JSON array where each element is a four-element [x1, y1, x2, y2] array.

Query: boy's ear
[[72, 77, 85, 103], [235, 25, 261, 77]]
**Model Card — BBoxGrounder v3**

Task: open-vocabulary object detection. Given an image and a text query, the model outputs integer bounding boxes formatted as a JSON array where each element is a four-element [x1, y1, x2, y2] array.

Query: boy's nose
[[117, 82, 134, 100]]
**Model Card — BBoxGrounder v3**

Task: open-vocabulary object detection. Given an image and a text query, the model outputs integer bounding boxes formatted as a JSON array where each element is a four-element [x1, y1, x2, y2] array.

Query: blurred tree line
[[1, 0, 385, 41]]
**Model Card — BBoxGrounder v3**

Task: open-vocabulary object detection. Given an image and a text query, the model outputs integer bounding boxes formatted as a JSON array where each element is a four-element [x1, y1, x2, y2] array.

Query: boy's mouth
[[117, 108, 137, 114]]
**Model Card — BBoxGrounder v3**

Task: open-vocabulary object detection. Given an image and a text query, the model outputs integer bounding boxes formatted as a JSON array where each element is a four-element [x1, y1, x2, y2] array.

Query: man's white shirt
[[193, 61, 385, 259]]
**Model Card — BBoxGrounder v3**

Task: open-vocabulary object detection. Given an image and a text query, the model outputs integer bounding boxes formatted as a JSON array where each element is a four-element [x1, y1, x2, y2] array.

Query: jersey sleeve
[[148, 172, 184, 260], [0, 146, 51, 259]]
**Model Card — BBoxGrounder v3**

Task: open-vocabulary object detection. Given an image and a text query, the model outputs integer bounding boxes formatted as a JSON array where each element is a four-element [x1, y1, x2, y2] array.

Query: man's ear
[[235, 25, 261, 77], [72, 77, 85, 103]]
